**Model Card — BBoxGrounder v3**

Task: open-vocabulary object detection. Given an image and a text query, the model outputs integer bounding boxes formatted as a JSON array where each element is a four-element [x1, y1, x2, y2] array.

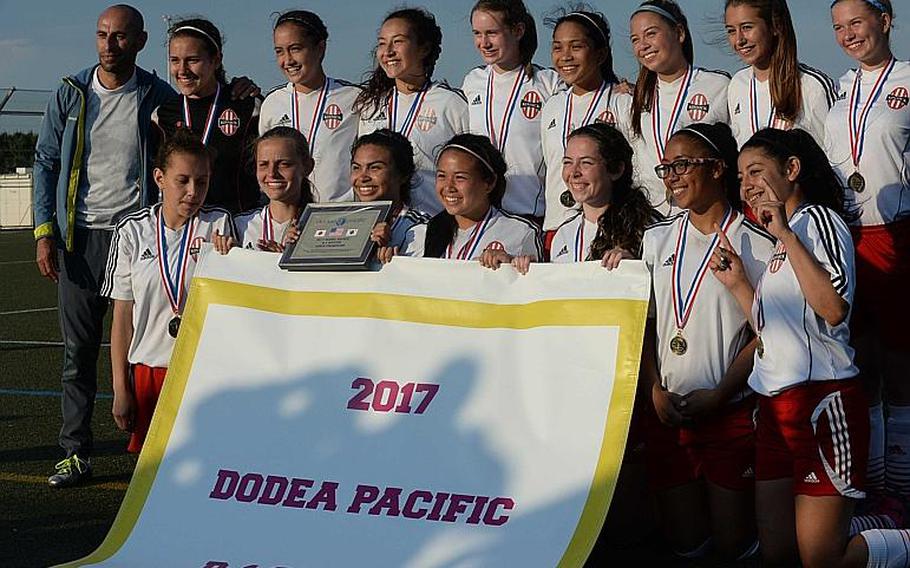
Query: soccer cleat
[[47, 455, 92, 488]]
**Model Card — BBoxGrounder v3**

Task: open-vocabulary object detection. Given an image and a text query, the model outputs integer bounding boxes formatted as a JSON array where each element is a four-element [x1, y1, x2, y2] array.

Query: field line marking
[[0, 471, 128, 491], [0, 388, 113, 399], [0, 307, 57, 316]]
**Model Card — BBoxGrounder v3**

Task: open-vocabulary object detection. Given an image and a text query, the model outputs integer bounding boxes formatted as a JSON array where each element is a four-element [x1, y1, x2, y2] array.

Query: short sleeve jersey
[[748, 204, 858, 396], [462, 64, 563, 218], [642, 211, 774, 399], [728, 64, 838, 149], [358, 81, 469, 216], [401, 207, 542, 260], [825, 59, 910, 226], [101, 204, 234, 367], [259, 79, 361, 203]]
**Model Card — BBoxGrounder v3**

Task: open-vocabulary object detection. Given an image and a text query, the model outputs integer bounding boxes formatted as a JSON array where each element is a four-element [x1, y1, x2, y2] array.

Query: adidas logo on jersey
[[245, 242, 254, 250], [662, 253, 676, 267], [803, 471, 821, 484], [140, 247, 155, 261], [471, 95, 482, 105], [278, 113, 291, 125], [733, 103, 741, 115], [547, 119, 557, 130], [742, 466, 754, 478], [554, 245, 569, 258]]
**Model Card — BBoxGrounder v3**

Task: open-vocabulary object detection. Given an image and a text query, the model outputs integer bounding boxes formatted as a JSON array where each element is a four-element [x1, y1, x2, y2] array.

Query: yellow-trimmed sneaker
[[48, 455, 92, 488]]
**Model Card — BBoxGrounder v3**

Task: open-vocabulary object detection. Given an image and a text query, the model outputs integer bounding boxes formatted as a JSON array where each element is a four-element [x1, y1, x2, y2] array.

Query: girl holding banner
[[639, 122, 772, 562], [355, 8, 469, 217], [462, 0, 561, 224], [103, 129, 234, 453]]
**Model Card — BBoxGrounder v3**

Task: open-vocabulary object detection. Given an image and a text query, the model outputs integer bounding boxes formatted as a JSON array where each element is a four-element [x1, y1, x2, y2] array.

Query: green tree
[[0, 132, 38, 174]]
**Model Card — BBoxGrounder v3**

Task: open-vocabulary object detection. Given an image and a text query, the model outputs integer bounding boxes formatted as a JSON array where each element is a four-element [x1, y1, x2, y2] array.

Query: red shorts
[[756, 378, 869, 498], [850, 217, 910, 348], [127, 364, 168, 454], [645, 396, 757, 492]]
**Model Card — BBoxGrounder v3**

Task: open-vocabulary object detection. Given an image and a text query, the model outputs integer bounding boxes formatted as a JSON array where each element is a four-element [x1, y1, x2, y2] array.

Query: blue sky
[[0, 0, 907, 131]]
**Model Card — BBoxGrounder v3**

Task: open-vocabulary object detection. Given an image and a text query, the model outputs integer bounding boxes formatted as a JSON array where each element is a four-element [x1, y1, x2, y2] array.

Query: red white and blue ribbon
[[291, 78, 331, 153], [485, 68, 524, 152], [262, 205, 276, 243], [651, 66, 693, 162], [749, 72, 776, 134], [446, 207, 495, 260], [563, 82, 611, 150], [156, 206, 197, 316], [389, 83, 429, 137], [183, 83, 221, 146], [671, 208, 736, 333], [574, 216, 588, 262], [848, 57, 896, 170]]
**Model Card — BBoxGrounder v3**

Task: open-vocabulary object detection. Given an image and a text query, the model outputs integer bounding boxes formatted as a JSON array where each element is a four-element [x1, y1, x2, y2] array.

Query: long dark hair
[[168, 17, 227, 85], [424, 134, 507, 258], [669, 122, 742, 210], [353, 8, 443, 118], [273, 9, 329, 44], [741, 128, 858, 222], [544, 5, 619, 85], [255, 126, 315, 207], [471, 0, 539, 78], [351, 129, 416, 206], [630, 1, 694, 137], [726, 0, 801, 122], [567, 123, 660, 259]]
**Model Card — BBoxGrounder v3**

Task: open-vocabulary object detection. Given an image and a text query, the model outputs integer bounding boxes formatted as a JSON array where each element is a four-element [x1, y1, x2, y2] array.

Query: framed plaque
[[279, 201, 393, 271]]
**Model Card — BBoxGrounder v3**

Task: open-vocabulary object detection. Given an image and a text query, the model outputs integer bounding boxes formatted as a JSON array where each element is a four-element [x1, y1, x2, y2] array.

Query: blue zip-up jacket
[[32, 65, 175, 251]]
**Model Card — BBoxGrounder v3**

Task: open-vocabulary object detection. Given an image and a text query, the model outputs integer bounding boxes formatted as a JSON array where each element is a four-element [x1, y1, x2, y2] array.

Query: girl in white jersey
[[350, 129, 430, 263], [716, 127, 910, 567], [103, 130, 233, 453], [462, 0, 561, 223], [259, 10, 360, 203], [540, 9, 624, 230], [220, 127, 315, 253], [614, 1, 730, 216], [639, 123, 772, 561], [724, 0, 838, 149], [400, 133, 542, 261], [355, 8, 469, 217], [827, 0, 910, 506]]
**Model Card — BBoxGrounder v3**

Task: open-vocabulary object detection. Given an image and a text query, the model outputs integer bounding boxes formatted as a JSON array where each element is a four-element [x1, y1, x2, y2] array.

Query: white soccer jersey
[[389, 205, 431, 250], [101, 204, 234, 367], [541, 83, 621, 230], [613, 67, 730, 216], [548, 212, 598, 264], [233, 205, 296, 250], [748, 204, 858, 397], [358, 81, 469, 216], [728, 64, 838, 149], [259, 79, 360, 203], [462, 65, 563, 218], [825, 59, 910, 226], [643, 211, 774, 399], [401, 206, 542, 260]]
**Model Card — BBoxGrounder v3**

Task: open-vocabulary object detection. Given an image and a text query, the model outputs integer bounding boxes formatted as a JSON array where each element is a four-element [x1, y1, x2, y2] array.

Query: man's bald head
[[95, 4, 147, 79], [98, 4, 144, 34]]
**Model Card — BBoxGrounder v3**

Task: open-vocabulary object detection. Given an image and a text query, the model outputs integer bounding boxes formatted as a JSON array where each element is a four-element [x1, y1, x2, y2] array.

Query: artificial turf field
[[1, 227, 740, 567]]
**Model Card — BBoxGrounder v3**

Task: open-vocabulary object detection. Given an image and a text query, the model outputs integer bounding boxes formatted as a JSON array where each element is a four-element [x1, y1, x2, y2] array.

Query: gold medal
[[847, 172, 865, 193], [670, 331, 688, 356], [168, 316, 182, 339], [560, 190, 576, 208], [757, 336, 764, 359]]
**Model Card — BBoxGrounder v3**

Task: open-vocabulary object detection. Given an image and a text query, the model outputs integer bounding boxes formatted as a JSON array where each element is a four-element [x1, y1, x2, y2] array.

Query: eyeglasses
[[654, 158, 720, 179]]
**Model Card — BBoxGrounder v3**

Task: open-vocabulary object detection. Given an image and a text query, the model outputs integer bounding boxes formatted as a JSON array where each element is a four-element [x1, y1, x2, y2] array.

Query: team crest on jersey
[[487, 241, 505, 252], [218, 108, 240, 136], [416, 109, 437, 132], [471, 95, 482, 105], [768, 242, 787, 273], [189, 236, 206, 261], [323, 104, 343, 129], [887, 87, 909, 110], [687, 94, 709, 121], [520, 91, 542, 119], [596, 110, 615, 126]]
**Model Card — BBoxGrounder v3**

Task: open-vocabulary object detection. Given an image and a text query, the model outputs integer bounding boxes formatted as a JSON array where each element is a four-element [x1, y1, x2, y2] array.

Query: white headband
[[632, 5, 679, 25], [566, 12, 608, 43], [170, 25, 221, 52], [677, 127, 721, 156], [440, 144, 497, 179]]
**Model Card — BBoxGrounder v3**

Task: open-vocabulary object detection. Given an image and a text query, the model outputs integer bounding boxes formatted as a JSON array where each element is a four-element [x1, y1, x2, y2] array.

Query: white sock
[[676, 537, 712, 559], [870, 403, 886, 494], [886, 405, 910, 499], [862, 529, 910, 568], [852, 514, 898, 537]]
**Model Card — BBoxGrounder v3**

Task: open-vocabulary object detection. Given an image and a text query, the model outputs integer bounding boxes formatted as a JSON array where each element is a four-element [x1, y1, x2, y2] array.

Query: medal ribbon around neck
[[651, 66, 694, 162], [574, 216, 589, 262], [156, 206, 197, 316], [447, 207, 495, 260], [389, 83, 430, 137], [290, 78, 331, 153], [563, 82, 612, 150], [671, 208, 736, 333], [485, 68, 525, 152], [182, 83, 221, 146], [749, 73, 776, 134], [849, 58, 896, 171]]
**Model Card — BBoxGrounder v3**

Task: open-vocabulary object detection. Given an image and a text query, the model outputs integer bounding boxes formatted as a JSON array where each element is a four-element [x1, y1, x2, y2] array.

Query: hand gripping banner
[[60, 248, 650, 568]]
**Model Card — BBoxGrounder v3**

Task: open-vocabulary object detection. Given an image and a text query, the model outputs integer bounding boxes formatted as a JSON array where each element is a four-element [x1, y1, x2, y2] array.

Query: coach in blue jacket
[[32, 4, 174, 487]]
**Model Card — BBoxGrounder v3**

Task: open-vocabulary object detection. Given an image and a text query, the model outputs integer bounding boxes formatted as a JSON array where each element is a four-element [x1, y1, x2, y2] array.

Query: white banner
[[61, 249, 649, 568]]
